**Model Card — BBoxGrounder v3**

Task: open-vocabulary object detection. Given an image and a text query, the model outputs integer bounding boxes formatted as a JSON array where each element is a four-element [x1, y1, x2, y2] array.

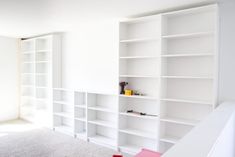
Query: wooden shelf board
[[36, 86, 48, 89], [54, 125, 73, 135], [75, 105, 86, 108], [36, 73, 47, 75], [88, 106, 116, 113], [119, 128, 157, 139], [161, 98, 213, 105], [161, 76, 213, 79], [22, 85, 34, 88], [119, 112, 158, 120], [88, 119, 116, 129], [22, 61, 34, 64], [119, 56, 159, 59], [119, 75, 159, 78], [161, 53, 214, 57], [36, 61, 49, 63], [120, 37, 159, 43], [53, 112, 73, 119], [53, 88, 73, 92], [120, 14, 160, 24], [36, 49, 51, 53], [160, 135, 180, 144], [119, 94, 158, 100], [160, 116, 199, 126], [53, 100, 73, 106], [119, 144, 142, 155], [21, 72, 34, 75], [162, 31, 214, 39], [74, 117, 86, 122], [23, 51, 35, 54], [89, 135, 116, 147]]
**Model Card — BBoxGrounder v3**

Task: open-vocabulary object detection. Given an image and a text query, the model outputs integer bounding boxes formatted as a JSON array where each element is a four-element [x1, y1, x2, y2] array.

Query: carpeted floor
[[0, 120, 119, 157]]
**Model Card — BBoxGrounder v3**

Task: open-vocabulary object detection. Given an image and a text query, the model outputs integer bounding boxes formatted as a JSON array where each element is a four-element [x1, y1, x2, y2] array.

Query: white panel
[[164, 79, 213, 102], [161, 101, 213, 121], [162, 57, 214, 76], [0, 36, 18, 122], [162, 36, 215, 54], [120, 59, 160, 76], [120, 41, 161, 57], [120, 18, 161, 40], [163, 10, 216, 35]]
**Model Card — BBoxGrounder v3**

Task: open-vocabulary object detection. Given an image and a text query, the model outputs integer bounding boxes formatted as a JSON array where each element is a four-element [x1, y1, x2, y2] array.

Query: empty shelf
[[53, 112, 73, 119], [160, 135, 180, 144], [119, 144, 142, 155], [54, 125, 73, 135], [160, 116, 199, 126], [53, 101, 73, 106], [75, 105, 86, 108], [119, 56, 159, 59], [74, 117, 86, 122], [89, 135, 116, 147], [162, 31, 214, 39], [119, 75, 159, 78], [88, 120, 117, 129], [161, 98, 213, 105], [120, 37, 159, 43], [119, 128, 157, 139], [88, 106, 116, 113], [161, 53, 213, 57]]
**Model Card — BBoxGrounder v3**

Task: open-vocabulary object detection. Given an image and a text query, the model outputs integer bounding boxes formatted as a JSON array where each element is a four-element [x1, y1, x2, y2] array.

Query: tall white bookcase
[[118, 4, 218, 154], [51, 4, 218, 156], [53, 89, 118, 149], [20, 34, 61, 127], [118, 14, 161, 155]]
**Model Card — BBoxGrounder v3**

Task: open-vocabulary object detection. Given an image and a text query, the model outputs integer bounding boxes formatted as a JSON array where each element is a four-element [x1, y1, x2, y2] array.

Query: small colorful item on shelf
[[134, 149, 161, 157], [133, 90, 145, 96], [127, 110, 158, 117], [119, 82, 128, 94], [125, 89, 133, 96], [112, 155, 123, 157]]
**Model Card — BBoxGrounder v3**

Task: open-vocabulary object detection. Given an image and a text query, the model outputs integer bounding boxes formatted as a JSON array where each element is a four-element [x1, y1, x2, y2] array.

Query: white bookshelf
[[159, 4, 217, 152], [20, 34, 61, 127], [119, 14, 161, 155], [74, 91, 87, 140], [88, 125, 117, 149], [119, 4, 217, 154], [53, 88, 74, 134], [49, 4, 217, 155], [87, 93, 118, 148], [52, 90, 119, 149]]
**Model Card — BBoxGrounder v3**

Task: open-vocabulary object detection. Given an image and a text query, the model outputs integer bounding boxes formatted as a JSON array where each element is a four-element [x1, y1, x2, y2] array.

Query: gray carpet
[[0, 120, 118, 157]]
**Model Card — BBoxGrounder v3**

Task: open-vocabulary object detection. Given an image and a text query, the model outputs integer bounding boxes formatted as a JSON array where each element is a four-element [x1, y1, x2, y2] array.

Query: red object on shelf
[[134, 149, 161, 157], [112, 155, 123, 157]]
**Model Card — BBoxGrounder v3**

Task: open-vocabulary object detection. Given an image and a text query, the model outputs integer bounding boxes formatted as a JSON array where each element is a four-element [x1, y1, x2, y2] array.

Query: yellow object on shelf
[[125, 89, 133, 96]]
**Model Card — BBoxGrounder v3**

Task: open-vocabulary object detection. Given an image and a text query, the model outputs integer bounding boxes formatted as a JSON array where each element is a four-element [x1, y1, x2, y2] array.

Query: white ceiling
[[0, 0, 215, 38]]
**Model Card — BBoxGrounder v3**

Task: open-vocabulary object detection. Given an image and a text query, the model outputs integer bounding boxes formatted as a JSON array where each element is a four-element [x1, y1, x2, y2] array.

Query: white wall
[[0, 36, 19, 122], [59, 20, 119, 94], [208, 113, 235, 157], [218, 0, 235, 103]]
